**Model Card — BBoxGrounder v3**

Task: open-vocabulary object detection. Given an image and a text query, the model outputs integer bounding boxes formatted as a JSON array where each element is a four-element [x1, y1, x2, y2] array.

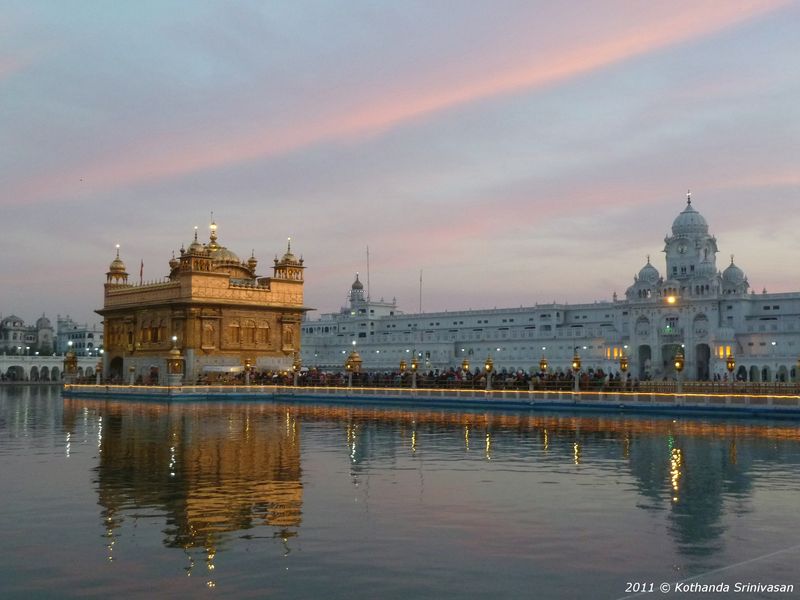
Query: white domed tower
[[721, 255, 749, 295], [349, 273, 365, 304], [663, 191, 720, 296], [625, 256, 661, 300]]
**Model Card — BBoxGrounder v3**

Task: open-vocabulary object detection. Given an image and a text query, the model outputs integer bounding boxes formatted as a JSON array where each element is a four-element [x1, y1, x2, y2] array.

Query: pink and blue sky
[[2, 1, 799, 325]]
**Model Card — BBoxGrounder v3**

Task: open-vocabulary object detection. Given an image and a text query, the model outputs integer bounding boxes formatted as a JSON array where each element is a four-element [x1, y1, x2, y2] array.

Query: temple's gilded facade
[[97, 222, 308, 383]]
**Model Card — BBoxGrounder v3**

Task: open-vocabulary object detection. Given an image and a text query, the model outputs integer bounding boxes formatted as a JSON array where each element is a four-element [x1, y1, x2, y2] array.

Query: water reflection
[[52, 398, 800, 586], [62, 399, 302, 584]]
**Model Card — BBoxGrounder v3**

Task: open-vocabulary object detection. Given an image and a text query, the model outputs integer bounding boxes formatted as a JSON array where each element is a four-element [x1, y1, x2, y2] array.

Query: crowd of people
[[191, 366, 638, 391]]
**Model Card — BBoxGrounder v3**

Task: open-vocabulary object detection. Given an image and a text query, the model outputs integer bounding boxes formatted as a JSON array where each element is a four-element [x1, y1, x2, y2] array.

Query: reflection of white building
[[302, 196, 800, 382], [57, 315, 104, 357]]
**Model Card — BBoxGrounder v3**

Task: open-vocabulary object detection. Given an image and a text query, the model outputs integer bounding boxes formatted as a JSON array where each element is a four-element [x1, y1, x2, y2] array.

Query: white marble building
[[301, 196, 800, 382]]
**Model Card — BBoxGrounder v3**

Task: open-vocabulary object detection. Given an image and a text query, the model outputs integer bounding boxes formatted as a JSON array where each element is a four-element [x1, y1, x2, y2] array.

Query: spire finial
[[646, 254, 650, 264], [287, 236, 292, 253], [193, 226, 198, 242], [115, 244, 120, 258], [687, 189, 692, 205], [731, 254, 735, 265], [209, 214, 218, 247]]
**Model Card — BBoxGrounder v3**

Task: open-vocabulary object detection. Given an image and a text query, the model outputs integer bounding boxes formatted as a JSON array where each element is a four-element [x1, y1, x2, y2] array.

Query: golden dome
[[109, 245, 127, 273], [187, 227, 205, 254], [209, 246, 240, 263], [280, 237, 301, 264]]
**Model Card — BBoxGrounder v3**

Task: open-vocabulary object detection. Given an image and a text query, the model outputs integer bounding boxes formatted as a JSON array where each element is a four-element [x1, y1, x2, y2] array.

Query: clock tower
[[664, 191, 718, 283]]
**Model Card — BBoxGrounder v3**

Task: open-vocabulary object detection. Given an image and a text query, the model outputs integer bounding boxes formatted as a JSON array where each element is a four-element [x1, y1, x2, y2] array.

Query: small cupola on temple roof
[[187, 227, 205, 254], [106, 245, 129, 284], [273, 237, 305, 281]]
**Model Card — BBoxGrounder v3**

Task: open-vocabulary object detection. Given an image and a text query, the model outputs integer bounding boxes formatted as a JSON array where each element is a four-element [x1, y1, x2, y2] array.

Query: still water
[[1, 386, 799, 599]]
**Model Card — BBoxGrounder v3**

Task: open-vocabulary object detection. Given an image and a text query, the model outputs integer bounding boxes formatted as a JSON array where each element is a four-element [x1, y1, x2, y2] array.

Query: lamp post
[[571, 348, 581, 393], [484, 355, 494, 391], [292, 353, 302, 386], [243, 356, 253, 386], [345, 349, 362, 388], [63, 340, 78, 384], [461, 357, 470, 387], [166, 336, 185, 387], [410, 355, 419, 389], [674, 347, 685, 394]]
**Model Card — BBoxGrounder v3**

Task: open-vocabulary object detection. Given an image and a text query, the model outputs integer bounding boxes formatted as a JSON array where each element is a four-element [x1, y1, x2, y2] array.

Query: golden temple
[[97, 221, 308, 384]]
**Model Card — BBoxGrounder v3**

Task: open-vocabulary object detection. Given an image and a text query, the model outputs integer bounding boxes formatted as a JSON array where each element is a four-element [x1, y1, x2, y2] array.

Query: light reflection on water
[[1, 386, 800, 598]]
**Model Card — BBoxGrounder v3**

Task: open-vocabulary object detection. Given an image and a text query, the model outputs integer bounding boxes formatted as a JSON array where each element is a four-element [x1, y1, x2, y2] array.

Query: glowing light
[[667, 296, 677, 304]]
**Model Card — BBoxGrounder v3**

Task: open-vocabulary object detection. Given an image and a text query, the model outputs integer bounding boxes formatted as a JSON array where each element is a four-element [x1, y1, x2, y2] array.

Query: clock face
[[677, 244, 687, 255]]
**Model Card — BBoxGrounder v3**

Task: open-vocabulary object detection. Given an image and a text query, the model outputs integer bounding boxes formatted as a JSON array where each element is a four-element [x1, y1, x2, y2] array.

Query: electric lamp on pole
[[484, 355, 494, 391], [571, 348, 582, 393]]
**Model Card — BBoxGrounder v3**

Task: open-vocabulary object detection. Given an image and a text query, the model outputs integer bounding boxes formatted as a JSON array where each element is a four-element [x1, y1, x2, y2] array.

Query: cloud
[[6, 0, 789, 206]]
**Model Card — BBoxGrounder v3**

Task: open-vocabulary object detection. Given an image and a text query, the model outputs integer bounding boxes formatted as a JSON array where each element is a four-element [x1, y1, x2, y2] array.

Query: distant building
[[56, 315, 104, 357], [0, 314, 55, 355], [302, 195, 799, 382], [97, 221, 308, 384]]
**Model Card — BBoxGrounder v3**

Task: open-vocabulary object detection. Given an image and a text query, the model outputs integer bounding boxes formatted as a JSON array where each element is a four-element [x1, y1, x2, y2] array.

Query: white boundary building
[[301, 197, 800, 382]]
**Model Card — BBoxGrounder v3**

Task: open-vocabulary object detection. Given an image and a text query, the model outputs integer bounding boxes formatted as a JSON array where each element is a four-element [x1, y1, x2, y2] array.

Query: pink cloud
[[6, 0, 789, 206]]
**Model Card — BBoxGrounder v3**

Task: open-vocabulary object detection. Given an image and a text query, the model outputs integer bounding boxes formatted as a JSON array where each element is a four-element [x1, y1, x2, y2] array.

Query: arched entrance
[[30, 366, 39, 381], [51, 367, 60, 381], [761, 366, 771, 382], [41, 366, 50, 381], [5, 366, 24, 381], [638, 345, 652, 380], [695, 343, 710, 380], [736, 365, 747, 382], [110, 357, 123, 382], [661, 344, 682, 379], [749, 365, 759, 382], [777, 366, 789, 382]]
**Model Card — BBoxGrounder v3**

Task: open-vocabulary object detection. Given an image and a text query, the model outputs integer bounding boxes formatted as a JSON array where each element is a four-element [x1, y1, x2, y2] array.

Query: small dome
[[351, 273, 364, 290], [279, 237, 300, 264], [637, 257, 659, 284], [169, 253, 179, 270], [723, 258, 745, 284], [36, 315, 52, 329], [109, 247, 127, 273], [672, 193, 708, 235], [187, 228, 205, 254]]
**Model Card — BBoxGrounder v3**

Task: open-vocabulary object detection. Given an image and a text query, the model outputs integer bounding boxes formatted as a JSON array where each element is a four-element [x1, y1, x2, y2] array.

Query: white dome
[[638, 260, 660, 284], [723, 260, 745, 284], [672, 199, 708, 235]]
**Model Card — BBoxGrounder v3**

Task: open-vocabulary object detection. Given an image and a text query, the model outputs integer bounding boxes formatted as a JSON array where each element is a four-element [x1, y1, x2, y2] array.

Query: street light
[[539, 355, 549, 373], [571, 348, 581, 392], [345, 348, 362, 387], [410, 355, 419, 389], [292, 353, 302, 386], [484, 355, 494, 391], [674, 347, 685, 394]]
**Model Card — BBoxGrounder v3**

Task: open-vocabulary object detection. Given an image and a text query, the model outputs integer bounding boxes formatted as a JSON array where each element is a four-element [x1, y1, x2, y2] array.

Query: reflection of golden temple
[[670, 447, 683, 502], [98, 223, 309, 385], [63, 399, 303, 563]]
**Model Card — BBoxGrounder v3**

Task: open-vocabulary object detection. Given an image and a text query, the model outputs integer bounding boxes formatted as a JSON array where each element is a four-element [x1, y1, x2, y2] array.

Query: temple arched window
[[243, 320, 256, 345], [257, 322, 269, 344]]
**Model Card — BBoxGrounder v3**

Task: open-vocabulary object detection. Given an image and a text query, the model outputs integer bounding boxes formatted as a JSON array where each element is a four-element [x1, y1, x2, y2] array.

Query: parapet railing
[[62, 382, 800, 410]]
